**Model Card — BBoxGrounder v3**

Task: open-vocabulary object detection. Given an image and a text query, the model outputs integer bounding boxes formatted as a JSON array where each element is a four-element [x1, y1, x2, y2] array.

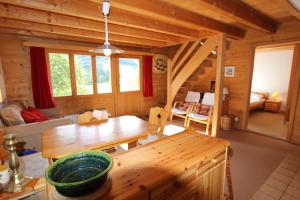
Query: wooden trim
[[1, 0, 202, 39], [211, 33, 226, 137], [286, 44, 300, 142], [109, 0, 245, 38], [275, 0, 300, 21], [0, 18, 167, 47], [0, 3, 187, 44], [244, 46, 256, 130], [92, 55, 97, 94], [166, 59, 173, 111], [23, 41, 155, 56], [162, 0, 277, 33], [171, 36, 218, 101], [172, 40, 201, 80], [171, 42, 189, 67], [69, 52, 77, 97]]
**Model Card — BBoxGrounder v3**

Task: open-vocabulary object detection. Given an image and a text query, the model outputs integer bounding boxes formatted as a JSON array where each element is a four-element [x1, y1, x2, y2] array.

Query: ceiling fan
[[90, 0, 124, 56]]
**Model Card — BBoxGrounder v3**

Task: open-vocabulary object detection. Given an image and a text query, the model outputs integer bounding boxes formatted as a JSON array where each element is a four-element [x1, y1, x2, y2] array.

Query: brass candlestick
[[3, 134, 31, 192]]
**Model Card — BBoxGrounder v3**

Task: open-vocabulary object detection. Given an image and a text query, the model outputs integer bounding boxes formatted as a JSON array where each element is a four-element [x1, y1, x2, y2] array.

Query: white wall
[[251, 48, 293, 111]]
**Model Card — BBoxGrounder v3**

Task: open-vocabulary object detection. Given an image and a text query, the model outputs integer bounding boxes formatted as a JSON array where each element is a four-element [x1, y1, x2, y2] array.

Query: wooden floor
[[247, 110, 287, 140]]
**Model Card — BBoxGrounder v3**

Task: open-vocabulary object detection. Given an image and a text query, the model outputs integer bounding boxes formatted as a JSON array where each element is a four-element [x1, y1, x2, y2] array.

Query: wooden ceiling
[[0, 0, 298, 49]]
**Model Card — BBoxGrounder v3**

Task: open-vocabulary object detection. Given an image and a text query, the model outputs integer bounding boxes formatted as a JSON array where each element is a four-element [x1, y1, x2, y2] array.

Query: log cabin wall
[[224, 20, 300, 130], [0, 34, 34, 105], [0, 34, 167, 116], [168, 20, 300, 144]]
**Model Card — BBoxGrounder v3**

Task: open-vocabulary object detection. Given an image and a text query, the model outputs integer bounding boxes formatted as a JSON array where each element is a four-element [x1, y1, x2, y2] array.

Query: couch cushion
[[188, 113, 209, 121], [21, 107, 48, 123], [172, 107, 187, 115], [0, 106, 25, 126], [198, 105, 211, 116]]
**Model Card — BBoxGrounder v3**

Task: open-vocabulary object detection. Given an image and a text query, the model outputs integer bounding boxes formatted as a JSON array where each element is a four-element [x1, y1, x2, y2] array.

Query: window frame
[[117, 55, 142, 94], [95, 55, 113, 94], [46, 49, 114, 99], [46, 49, 73, 98]]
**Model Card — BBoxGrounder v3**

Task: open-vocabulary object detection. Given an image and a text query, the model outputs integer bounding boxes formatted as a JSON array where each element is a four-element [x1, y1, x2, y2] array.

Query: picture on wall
[[225, 66, 235, 77]]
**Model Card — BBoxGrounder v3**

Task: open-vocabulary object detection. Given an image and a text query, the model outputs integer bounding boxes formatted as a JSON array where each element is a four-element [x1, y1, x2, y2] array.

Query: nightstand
[[264, 100, 281, 112]]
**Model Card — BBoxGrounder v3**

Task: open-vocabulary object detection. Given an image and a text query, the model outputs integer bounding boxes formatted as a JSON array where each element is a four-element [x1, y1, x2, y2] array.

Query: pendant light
[[90, 0, 124, 56]]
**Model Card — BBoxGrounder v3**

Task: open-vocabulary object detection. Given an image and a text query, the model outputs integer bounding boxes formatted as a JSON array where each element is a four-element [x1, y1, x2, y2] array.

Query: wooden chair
[[138, 107, 168, 145], [186, 93, 215, 135], [170, 91, 201, 127]]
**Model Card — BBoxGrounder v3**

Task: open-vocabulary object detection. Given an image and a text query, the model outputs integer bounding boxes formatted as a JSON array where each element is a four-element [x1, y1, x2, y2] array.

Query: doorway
[[247, 45, 294, 140]]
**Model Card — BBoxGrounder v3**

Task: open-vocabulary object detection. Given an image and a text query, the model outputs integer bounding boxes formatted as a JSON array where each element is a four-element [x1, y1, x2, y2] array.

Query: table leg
[[128, 140, 138, 149]]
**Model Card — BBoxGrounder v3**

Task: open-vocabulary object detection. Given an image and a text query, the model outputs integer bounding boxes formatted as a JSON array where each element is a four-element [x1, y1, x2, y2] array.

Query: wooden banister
[[170, 36, 218, 103]]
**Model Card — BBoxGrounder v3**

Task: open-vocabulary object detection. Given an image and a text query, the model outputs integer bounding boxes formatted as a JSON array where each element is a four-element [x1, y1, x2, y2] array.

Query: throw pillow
[[21, 107, 48, 123], [198, 105, 211, 116], [0, 106, 25, 126]]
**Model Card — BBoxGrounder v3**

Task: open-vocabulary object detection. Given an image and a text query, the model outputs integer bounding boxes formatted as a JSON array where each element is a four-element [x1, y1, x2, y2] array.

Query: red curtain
[[30, 47, 55, 109], [143, 56, 153, 97]]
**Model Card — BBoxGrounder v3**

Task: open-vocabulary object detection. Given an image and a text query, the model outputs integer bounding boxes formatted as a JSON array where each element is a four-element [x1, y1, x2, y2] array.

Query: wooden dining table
[[42, 115, 158, 162]]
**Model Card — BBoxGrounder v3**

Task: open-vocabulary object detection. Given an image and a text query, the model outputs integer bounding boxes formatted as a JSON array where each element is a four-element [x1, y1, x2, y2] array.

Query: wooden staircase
[[166, 35, 220, 109], [175, 55, 216, 101]]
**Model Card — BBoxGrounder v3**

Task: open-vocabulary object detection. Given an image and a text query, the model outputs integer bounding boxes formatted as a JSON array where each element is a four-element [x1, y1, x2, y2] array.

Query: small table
[[264, 100, 281, 112], [42, 116, 158, 162]]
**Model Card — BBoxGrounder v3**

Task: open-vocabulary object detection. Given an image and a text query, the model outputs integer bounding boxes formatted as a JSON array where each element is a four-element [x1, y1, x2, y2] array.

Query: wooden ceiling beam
[[0, 0, 204, 39], [104, 0, 245, 38], [0, 18, 168, 47], [0, 3, 187, 44], [0, 28, 153, 49], [275, 0, 300, 21], [162, 0, 277, 33]]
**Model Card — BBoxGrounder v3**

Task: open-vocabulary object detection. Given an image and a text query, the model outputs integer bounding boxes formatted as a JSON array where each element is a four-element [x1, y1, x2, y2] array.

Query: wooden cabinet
[[264, 100, 281, 112], [47, 131, 229, 200]]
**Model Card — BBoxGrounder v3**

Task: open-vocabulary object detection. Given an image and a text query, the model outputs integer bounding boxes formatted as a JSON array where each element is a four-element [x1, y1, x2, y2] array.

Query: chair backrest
[[202, 92, 215, 106], [149, 107, 168, 135], [185, 91, 201, 103]]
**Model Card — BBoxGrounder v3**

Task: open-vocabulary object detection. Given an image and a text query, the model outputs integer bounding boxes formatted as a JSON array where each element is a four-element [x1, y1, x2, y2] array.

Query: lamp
[[271, 92, 281, 101], [89, 0, 124, 56]]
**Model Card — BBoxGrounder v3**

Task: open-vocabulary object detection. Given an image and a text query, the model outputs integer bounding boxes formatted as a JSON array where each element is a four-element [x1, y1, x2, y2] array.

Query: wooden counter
[[48, 130, 230, 200]]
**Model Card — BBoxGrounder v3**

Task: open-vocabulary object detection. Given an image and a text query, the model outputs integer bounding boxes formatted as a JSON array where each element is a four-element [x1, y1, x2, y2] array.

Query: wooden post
[[286, 44, 300, 143], [165, 59, 173, 112], [212, 33, 226, 137]]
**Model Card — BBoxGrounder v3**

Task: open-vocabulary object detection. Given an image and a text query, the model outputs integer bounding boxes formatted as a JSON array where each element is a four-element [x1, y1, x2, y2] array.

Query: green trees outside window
[[49, 53, 72, 97]]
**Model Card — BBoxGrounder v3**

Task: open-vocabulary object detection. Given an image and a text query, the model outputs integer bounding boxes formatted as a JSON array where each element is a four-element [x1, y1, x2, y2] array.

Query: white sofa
[[1, 104, 72, 151]]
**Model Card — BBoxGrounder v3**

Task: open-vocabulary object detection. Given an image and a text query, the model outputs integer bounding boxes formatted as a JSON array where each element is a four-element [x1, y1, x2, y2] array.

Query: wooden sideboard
[[46, 130, 229, 200]]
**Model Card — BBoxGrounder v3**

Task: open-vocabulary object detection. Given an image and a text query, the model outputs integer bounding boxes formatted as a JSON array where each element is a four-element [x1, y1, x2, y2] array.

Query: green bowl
[[45, 150, 113, 197]]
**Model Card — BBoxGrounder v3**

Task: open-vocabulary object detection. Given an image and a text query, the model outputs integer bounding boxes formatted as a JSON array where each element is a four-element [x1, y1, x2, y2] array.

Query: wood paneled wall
[[0, 34, 167, 116], [0, 34, 34, 105], [223, 20, 300, 130]]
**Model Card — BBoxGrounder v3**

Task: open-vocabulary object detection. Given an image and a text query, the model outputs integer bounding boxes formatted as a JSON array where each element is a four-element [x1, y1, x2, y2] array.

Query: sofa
[[0, 101, 72, 151]]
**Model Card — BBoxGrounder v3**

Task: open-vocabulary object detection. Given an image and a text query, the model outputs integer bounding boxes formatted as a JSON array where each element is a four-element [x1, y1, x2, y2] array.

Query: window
[[96, 56, 112, 93], [74, 54, 93, 95], [49, 53, 72, 97], [119, 58, 140, 92]]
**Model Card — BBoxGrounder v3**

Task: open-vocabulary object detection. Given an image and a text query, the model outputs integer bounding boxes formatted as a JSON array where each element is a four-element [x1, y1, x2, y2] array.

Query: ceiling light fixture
[[90, 0, 124, 56]]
